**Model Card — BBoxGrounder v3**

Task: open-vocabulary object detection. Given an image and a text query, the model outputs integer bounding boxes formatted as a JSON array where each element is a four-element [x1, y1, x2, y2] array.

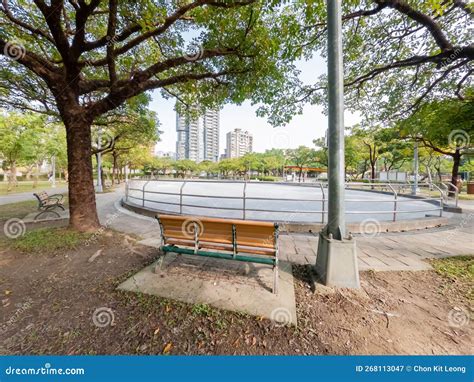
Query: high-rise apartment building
[[226, 128, 253, 158], [176, 107, 220, 162], [203, 109, 220, 162]]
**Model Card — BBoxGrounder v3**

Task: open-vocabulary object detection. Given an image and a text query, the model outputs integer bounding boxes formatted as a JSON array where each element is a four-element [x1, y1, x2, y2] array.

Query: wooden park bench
[[156, 214, 280, 294], [33, 191, 65, 219]]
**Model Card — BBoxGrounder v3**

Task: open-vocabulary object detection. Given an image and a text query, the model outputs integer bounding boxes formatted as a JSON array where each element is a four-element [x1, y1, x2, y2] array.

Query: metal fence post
[[388, 184, 397, 222], [431, 183, 444, 217], [447, 182, 459, 207], [179, 181, 187, 214], [319, 183, 325, 224], [142, 181, 150, 207], [243, 182, 247, 220]]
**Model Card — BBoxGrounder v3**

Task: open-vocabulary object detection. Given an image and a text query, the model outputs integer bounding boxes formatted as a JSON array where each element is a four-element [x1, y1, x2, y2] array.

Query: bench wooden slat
[[37, 192, 49, 201], [166, 239, 276, 256], [159, 214, 275, 228], [162, 228, 275, 249], [161, 220, 275, 248]]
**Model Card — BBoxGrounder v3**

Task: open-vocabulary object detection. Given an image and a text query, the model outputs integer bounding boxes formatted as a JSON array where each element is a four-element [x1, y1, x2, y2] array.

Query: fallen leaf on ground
[[162, 342, 172, 354]]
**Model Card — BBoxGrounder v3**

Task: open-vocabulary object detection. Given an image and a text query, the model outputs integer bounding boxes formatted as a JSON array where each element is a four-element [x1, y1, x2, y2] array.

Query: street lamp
[[412, 140, 419, 195], [96, 126, 103, 193], [315, 0, 360, 288], [51, 155, 56, 188]]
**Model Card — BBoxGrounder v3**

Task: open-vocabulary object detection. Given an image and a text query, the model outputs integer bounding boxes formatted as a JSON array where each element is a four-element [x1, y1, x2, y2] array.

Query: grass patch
[[11, 227, 90, 254], [431, 256, 474, 301], [0, 200, 38, 220], [0, 181, 67, 195], [458, 193, 474, 201], [432, 256, 474, 281]]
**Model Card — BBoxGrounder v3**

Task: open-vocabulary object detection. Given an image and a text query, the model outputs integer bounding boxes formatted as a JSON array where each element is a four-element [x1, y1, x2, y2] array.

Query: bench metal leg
[[154, 245, 170, 273], [272, 263, 279, 295], [154, 253, 166, 273], [34, 209, 61, 220], [273, 224, 279, 295]]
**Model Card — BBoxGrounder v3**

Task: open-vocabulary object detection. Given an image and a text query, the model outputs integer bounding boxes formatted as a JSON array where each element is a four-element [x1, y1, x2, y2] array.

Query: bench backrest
[[33, 192, 49, 205], [157, 214, 277, 252]]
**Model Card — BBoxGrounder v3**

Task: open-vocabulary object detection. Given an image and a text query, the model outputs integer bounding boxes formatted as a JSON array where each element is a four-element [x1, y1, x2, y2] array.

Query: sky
[[148, 54, 361, 155]]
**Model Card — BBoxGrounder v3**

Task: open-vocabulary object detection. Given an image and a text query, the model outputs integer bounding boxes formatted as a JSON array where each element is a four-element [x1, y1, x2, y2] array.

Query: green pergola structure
[[314, 0, 360, 288]]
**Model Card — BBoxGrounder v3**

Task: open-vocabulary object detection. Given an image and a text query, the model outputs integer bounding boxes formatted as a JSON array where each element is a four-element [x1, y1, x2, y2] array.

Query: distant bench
[[33, 191, 65, 219], [156, 214, 280, 294]]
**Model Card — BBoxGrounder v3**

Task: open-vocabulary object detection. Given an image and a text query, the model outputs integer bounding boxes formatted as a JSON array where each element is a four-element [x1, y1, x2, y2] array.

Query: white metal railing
[[124, 179, 445, 223]]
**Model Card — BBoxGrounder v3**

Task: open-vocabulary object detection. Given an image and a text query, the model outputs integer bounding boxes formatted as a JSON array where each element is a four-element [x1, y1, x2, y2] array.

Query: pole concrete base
[[314, 230, 360, 288]]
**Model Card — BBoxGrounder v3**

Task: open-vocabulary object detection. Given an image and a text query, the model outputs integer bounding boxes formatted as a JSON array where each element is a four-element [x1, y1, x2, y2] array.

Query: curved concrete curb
[[121, 198, 450, 234]]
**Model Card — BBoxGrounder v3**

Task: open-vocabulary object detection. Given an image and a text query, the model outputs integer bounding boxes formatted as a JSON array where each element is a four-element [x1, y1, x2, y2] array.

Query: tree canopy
[[0, 0, 295, 231], [258, 0, 473, 125]]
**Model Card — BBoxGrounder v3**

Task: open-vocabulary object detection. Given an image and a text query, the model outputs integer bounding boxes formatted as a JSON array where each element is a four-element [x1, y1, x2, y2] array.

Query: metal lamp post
[[315, 0, 360, 288], [326, 0, 345, 240], [96, 127, 103, 193], [412, 140, 419, 195], [51, 155, 56, 188]]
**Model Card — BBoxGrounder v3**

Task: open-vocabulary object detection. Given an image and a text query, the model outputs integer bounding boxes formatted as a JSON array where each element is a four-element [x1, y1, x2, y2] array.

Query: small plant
[[215, 319, 227, 330], [192, 303, 212, 316]]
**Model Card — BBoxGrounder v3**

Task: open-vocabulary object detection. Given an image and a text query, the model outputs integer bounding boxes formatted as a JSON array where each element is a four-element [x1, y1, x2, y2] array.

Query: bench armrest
[[48, 194, 64, 202]]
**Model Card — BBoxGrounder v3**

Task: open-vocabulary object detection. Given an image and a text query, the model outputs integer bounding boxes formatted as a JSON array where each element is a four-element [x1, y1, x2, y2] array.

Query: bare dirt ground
[[0, 229, 472, 355]]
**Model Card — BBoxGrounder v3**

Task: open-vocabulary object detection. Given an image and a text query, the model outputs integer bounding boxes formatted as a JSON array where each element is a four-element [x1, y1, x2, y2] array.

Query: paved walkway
[[458, 199, 474, 212], [92, 188, 474, 272], [279, 228, 473, 271]]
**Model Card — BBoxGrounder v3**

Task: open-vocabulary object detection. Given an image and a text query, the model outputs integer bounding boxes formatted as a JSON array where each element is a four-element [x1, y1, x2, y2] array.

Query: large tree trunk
[[64, 118, 100, 232], [449, 150, 461, 196], [101, 166, 106, 188], [7, 162, 17, 191], [33, 163, 39, 188], [25, 165, 33, 180], [370, 160, 376, 189]]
